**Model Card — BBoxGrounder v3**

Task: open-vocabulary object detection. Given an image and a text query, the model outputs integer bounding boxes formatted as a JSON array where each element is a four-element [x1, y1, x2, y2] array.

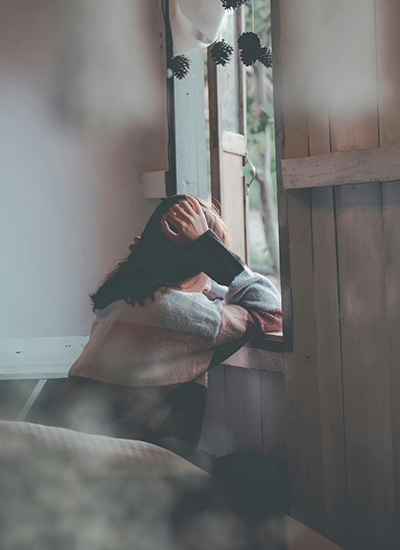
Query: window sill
[[221, 332, 284, 374], [245, 332, 284, 353]]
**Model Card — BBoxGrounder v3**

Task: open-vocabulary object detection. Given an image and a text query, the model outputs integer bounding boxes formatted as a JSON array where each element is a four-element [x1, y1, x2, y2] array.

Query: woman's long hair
[[89, 195, 229, 310]]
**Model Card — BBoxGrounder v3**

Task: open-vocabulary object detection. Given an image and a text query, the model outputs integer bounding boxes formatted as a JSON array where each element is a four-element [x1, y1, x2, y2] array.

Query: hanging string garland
[[220, 0, 249, 10], [237, 31, 273, 68], [169, 54, 191, 79], [210, 39, 234, 66]]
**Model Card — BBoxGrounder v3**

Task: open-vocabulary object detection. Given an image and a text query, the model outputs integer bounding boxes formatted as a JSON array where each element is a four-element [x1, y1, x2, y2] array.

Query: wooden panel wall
[[272, 0, 400, 548], [199, 365, 287, 472]]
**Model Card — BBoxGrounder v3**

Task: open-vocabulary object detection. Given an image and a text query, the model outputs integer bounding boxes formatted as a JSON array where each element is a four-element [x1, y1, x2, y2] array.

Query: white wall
[[0, 0, 168, 337]]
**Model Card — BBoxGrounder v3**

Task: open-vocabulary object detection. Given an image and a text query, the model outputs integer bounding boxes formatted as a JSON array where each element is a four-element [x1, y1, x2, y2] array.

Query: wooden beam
[[282, 145, 400, 190]]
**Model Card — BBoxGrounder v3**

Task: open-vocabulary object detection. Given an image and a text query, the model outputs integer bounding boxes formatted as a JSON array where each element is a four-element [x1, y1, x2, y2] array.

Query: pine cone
[[240, 49, 258, 66], [210, 40, 234, 66], [169, 55, 191, 79], [237, 31, 261, 50], [258, 46, 273, 68], [237, 31, 262, 66], [221, 0, 248, 10]]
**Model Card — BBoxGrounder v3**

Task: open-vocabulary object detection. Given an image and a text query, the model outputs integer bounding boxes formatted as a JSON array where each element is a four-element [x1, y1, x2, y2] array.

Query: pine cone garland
[[169, 55, 191, 79], [258, 46, 273, 68], [238, 32, 261, 66], [221, 0, 249, 10], [211, 40, 234, 66]]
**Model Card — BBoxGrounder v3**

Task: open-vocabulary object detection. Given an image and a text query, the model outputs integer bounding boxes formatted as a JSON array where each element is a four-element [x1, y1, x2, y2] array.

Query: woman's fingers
[[178, 200, 195, 216], [170, 203, 191, 222], [185, 195, 201, 214], [161, 198, 208, 247], [163, 211, 183, 228]]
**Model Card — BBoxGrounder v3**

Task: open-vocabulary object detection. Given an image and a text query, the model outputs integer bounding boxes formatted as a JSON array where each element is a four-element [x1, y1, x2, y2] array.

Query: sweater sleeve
[[203, 280, 228, 301], [186, 230, 282, 346], [187, 229, 245, 286]]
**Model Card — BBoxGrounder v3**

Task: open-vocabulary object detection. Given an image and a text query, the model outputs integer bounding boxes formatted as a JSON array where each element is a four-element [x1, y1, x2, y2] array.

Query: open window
[[206, 4, 282, 348], [171, 2, 282, 348]]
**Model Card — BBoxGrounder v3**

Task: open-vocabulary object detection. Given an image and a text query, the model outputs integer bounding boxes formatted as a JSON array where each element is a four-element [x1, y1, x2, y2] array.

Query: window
[[173, 3, 282, 347]]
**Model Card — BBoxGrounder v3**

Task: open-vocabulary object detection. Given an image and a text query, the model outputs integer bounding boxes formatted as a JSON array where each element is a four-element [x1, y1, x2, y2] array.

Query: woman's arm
[[187, 230, 282, 344], [161, 196, 282, 344]]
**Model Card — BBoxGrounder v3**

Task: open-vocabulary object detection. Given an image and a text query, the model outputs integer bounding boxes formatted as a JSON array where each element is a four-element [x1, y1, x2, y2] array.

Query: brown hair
[[90, 194, 229, 310]]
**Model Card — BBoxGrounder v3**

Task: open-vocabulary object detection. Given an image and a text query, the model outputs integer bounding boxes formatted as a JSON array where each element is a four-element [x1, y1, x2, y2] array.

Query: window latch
[[244, 151, 257, 196]]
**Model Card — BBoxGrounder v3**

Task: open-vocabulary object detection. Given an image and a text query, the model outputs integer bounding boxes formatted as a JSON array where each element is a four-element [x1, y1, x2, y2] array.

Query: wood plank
[[272, 0, 326, 535], [328, 0, 379, 152], [304, 0, 331, 156], [308, 107, 330, 157], [376, 0, 400, 147], [278, 0, 309, 159], [260, 371, 286, 467], [335, 183, 395, 549], [381, 181, 400, 549], [283, 189, 326, 534], [376, 5, 400, 542], [282, 145, 400, 190], [225, 367, 263, 454], [198, 365, 227, 458], [311, 187, 347, 547], [307, 39, 347, 540]]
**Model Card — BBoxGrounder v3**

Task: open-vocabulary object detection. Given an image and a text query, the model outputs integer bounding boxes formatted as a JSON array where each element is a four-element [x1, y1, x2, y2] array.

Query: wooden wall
[[199, 364, 287, 472], [272, 0, 400, 548]]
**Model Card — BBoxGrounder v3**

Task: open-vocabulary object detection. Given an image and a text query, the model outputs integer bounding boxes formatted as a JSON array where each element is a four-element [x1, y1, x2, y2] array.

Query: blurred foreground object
[[0, 421, 342, 550]]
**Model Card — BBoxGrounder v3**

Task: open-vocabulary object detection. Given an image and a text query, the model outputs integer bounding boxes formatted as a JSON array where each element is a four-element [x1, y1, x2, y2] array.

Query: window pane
[[219, 11, 241, 134], [244, 0, 281, 291]]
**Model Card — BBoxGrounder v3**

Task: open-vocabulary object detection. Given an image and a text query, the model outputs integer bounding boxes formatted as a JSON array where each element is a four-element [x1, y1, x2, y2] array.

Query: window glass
[[219, 11, 241, 134], [243, 0, 280, 291]]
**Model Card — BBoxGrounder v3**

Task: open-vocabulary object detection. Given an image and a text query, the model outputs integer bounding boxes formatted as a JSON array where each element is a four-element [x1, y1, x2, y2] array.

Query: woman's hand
[[161, 195, 208, 248]]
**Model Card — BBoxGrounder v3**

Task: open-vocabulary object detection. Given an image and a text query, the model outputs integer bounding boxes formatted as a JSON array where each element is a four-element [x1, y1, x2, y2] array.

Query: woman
[[46, 194, 282, 460]]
